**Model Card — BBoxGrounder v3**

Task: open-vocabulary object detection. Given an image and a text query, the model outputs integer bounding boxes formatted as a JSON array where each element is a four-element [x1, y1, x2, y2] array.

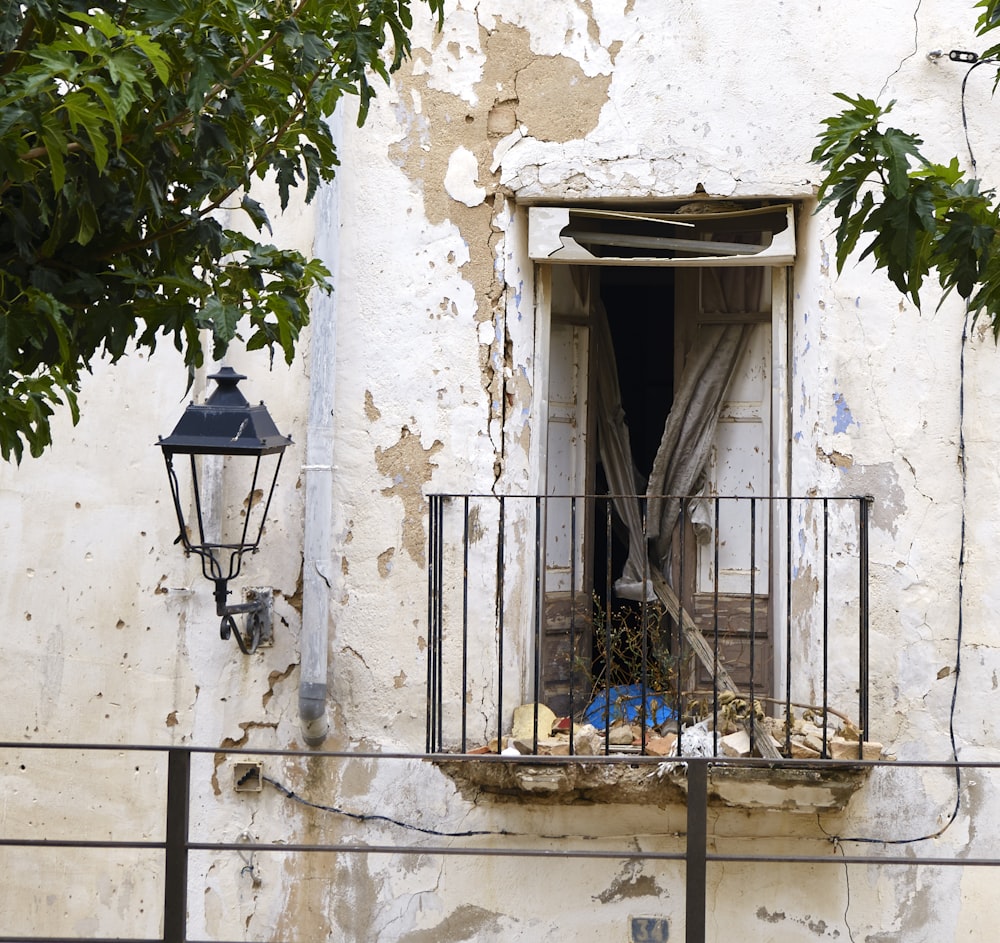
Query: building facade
[[3, 1, 1000, 940]]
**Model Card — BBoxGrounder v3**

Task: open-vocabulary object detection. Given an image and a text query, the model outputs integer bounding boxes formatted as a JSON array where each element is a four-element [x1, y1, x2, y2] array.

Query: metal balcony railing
[[1, 742, 993, 943], [426, 493, 871, 758]]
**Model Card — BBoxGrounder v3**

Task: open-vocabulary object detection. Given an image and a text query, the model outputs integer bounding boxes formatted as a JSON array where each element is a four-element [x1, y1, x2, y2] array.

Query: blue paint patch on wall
[[832, 392, 855, 433]]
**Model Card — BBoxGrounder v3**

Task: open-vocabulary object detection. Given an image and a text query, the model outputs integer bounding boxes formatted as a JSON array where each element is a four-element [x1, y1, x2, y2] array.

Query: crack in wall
[[391, 17, 612, 492]]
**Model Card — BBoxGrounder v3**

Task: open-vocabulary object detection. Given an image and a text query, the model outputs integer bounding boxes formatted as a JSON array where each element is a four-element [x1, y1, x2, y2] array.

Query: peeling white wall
[[6, 0, 1000, 940]]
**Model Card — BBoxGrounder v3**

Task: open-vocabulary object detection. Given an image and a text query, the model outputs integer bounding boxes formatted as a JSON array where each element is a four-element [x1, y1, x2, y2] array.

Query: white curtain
[[594, 264, 766, 600]]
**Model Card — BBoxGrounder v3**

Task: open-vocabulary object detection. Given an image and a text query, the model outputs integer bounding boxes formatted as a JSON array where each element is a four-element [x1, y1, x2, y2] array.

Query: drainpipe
[[299, 110, 342, 746]]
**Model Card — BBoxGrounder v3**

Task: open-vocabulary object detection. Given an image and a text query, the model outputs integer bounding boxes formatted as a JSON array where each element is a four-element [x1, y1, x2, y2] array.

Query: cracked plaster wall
[[7, 0, 1000, 940]]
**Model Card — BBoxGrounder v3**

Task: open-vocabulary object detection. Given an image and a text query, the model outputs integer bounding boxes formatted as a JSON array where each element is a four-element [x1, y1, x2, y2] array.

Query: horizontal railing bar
[[0, 838, 165, 849], [2, 743, 1000, 770], [5, 840, 1000, 868], [184, 843, 1000, 866], [0, 938, 163, 942], [426, 492, 871, 502]]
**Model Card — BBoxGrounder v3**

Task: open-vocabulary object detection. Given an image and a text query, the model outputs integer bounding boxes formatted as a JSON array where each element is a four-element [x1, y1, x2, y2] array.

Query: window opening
[[535, 203, 791, 745]]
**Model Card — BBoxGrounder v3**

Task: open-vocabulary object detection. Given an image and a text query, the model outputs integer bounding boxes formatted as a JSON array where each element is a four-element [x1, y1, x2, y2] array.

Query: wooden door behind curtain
[[675, 269, 773, 699], [541, 267, 595, 717]]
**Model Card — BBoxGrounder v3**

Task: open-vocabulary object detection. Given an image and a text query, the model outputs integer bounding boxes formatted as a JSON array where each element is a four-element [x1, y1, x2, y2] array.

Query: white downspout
[[299, 110, 342, 746]]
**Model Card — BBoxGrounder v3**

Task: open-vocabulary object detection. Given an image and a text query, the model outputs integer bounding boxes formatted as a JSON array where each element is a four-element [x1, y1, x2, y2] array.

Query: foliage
[[581, 596, 685, 705], [812, 0, 1000, 336], [0, 0, 443, 461]]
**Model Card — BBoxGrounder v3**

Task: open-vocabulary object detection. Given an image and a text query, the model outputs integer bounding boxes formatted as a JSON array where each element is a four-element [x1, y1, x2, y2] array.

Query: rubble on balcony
[[437, 697, 882, 811]]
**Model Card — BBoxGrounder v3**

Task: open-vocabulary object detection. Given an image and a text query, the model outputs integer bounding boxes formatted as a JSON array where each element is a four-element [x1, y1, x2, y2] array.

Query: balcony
[[426, 493, 874, 808]]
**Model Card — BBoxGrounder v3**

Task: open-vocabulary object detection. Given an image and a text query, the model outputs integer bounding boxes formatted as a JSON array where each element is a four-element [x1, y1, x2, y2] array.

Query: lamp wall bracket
[[215, 582, 274, 654]]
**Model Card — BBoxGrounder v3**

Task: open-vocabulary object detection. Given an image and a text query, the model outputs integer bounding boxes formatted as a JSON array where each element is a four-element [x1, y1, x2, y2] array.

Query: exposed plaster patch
[[594, 860, 663, 903], [374, 426, 444, 568], [391, 22, 611, 485], [513, 54, 611, 142], [284, 564, 304, 616], [397, 904, 505, 943], [262, 663, 297, 710], [836, 462, 906, 536], [364, 390, 382, 423], [817, 446, 853, 469], [377, 548, 395, 578]]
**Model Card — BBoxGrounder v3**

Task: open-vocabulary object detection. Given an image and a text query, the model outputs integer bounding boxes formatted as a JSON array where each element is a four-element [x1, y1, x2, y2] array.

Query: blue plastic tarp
[[583, 684, 675, 729]]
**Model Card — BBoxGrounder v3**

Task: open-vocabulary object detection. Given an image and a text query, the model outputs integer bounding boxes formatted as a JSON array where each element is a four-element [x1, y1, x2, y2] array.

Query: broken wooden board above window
[[528, 203, 796, 266]]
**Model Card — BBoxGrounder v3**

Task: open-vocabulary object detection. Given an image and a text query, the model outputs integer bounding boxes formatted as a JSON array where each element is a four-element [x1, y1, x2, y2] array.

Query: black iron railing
[[2, 741, 996, 943], [427, 493, 871, 757]]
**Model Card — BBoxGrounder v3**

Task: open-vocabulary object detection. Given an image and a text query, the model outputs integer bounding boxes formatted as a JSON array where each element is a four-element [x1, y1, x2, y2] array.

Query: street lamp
[[158, 367, 291, 653]]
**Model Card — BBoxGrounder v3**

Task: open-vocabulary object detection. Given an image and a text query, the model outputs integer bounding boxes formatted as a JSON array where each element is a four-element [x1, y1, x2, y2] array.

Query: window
[[529, 202, 795, 718]]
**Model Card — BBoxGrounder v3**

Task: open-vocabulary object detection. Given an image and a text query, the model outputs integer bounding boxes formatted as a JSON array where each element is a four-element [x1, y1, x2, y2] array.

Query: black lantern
[[158, 367, 292, 653]]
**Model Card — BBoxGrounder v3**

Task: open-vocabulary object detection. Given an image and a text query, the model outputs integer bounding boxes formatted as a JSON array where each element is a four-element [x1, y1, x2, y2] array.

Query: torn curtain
[[595, 265, 766, 600]]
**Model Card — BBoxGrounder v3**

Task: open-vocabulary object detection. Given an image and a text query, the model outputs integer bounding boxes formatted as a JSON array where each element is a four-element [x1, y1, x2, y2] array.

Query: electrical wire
[[835, 841, 858, 943], [822, 312, 969, 848], [263, 773, 686, 845], [263, 774, 515, 837], [820, 46, 1000, 849], [960, 57, 1000, 175]]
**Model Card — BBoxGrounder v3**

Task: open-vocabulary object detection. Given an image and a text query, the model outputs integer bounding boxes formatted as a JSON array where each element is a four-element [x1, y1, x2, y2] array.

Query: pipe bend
[[299, 681, 330, 746]]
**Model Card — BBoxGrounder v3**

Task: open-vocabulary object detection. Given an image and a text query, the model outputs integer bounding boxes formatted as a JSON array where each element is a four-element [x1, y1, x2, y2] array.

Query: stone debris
[[511, 703, 556, 740], [573, 723, 603, 755], [607, 722, 635, 745], [467, 701, 887, 761], [645, 734, 677, 756], [720, 730, 752, 758]]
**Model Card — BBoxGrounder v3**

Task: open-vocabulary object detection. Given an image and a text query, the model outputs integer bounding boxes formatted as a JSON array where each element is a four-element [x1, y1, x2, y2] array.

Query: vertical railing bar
[[712, 496, 721, 756], [569, 496, 578, 757], [860, 496, 871, 749], [163, 748, 190, 943], [436, 495, 445, 752], [604, 499, 614, 756], [425, 495, 440, 753], [675, 501, 686, 756], [748, 497, 757, 756], [425, 496, 435, 754], [685, 758, 708, 943], [639, 501, 650, 755], [822, 497, 830, 758], [461, 496, 470, 753], [639, 499, 656, 753], [785, 496, 793, 756], [533, 496, 543, 754], [497, 496, 506, 754]]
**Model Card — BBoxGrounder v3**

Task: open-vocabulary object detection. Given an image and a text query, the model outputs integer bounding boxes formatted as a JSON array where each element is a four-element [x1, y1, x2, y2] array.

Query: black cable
[[835, 841, 858, 943], [822, 309, 969, 847], [263, 774, 514, 837], [960, 57, 1000, 175]]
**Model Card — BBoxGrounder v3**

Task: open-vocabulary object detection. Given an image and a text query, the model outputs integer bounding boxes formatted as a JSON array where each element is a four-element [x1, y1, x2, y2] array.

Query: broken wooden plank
[[649, 569, 782, 760]]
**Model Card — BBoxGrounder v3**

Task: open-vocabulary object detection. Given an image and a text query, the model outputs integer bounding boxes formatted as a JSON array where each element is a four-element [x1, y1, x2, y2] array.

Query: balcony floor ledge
[[434, 757, 869, 812]]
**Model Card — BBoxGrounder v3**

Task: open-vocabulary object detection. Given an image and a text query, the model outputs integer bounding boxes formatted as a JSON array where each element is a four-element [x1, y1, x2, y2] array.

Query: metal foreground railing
[[1, 744, 1000, 943], [426, 494, 871, 758]]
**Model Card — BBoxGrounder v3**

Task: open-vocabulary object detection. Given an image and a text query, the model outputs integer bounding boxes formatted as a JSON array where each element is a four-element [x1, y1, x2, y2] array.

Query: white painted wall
[[5, 0, 1000, 939]]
